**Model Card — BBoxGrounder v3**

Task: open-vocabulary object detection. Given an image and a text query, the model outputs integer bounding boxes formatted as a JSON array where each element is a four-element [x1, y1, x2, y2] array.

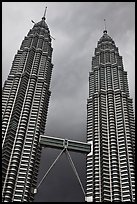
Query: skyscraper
[[2, 9, 53, 202], [86, 29, 135, 202]]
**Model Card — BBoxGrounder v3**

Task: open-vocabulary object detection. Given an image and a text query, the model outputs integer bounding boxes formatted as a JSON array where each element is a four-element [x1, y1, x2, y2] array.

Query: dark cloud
[[2, 2, 135, 202]]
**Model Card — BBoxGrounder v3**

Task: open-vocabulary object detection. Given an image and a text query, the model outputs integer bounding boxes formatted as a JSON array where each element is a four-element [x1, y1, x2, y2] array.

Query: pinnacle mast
[[42, 6, 47, 20], [103, 19, 107, 33]]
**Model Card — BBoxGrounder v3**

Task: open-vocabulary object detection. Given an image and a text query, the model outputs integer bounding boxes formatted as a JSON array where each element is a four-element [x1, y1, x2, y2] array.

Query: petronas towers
[[2, 10, 135, 202]]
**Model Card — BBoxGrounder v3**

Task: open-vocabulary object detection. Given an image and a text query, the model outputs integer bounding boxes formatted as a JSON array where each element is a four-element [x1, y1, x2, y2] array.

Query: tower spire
[[42, 6, 47, 20], [103, 19, 107, 34]]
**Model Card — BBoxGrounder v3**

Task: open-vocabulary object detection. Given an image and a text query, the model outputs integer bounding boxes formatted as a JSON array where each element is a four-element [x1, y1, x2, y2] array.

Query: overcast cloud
[[2, 2, 135, 202]]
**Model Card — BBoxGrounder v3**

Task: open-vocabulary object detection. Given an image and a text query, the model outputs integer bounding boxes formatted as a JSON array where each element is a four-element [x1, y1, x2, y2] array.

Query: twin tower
[[2, 10, 135, 202]]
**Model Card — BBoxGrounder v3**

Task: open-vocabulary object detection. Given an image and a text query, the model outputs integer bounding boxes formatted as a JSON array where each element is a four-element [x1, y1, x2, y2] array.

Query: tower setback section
[[86, 30, 135, 202], [2, 14, 53, 202]]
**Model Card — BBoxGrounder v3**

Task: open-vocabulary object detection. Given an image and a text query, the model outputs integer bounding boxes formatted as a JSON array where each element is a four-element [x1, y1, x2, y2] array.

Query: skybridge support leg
[[33, 135, 92, 200]]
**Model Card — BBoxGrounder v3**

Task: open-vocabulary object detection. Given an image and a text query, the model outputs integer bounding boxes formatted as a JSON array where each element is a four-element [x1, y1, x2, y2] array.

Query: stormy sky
[[2, 2, 135, 202]]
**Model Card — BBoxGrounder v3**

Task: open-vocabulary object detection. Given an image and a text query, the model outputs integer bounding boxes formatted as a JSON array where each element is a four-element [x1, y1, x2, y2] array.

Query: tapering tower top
[[33, 6, 49, 30], [103, 19, 107, 34], [42, 6, 47, 20]]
